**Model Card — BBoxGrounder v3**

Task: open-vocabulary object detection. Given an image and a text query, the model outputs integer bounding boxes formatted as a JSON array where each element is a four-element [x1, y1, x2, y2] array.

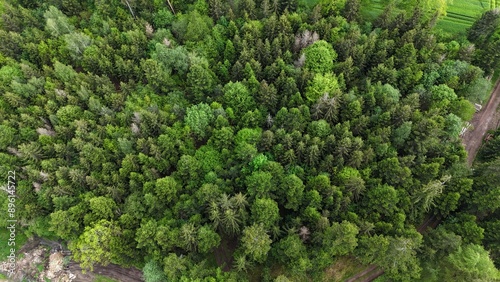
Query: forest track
[[15, 237, 145, 282], [344, 265, 378, 282], [66, 262, 144, 282], [416, 215, 437, 233], [344, 80, 500, 282], [463, 79, 500, 165]]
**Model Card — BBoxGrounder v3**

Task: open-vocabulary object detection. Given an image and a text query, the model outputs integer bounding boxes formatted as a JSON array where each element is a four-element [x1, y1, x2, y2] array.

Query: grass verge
[[0, 227, 28, 259], [93, 275, 119, 282]]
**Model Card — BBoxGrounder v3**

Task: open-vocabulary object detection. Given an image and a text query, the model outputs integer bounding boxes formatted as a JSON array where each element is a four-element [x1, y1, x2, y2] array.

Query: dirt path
[[463, 79, 500, 165], [67, 262, 144, 282], [6, 237, 144, 282], [344, 265, 378, 282], [38, 237, 144, 282]]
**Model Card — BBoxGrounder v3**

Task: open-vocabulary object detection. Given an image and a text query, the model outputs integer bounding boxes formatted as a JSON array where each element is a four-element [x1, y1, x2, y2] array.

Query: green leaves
[[49, 210, 80, 240], [251, 198, 279, 230], [273, 234, 311, 274], [223, 82, 256, 118], [429, 84, 457, 109], [321, 220, 359, 256], [152, 43, 190, 76], [241, 224, 272, 263], [89, 196, 117, 221], [185, 103, 214, 139], [197, 225, 221, 253], [246, 171, 273, 198], [444, 244, 500, 282], [155, 176, 180, 204], [187, 55, 216, 101], [280, 174, 304, 211], [303, 40, 337, 74], [44, 6, 74, 37], [70, 220, 122, 271], [305, 73, 341, 102], [4, 2, 498, 280]]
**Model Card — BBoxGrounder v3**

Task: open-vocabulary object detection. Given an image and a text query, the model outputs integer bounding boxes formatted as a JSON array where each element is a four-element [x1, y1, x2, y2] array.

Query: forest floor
[[65, 262, 143, 282], [0, 237, 143, 282], [463, 79, 500, 166]]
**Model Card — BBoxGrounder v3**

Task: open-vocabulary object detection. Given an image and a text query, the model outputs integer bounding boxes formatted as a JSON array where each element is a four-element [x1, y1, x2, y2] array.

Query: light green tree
[[251, 198, 279, 230], [44, 6, 74, 37], [197, 225, 221, 253], [49, 210, 79, 240], [306, 73, 341, 103], [303, 40, 337, 74], [241, 224, 272, 263], [185, 103, 214, 139], [155, 176, 180, 204], [89, 196, 117, 221], [70, 220, 122, 271], [443, 244, 500, 281]]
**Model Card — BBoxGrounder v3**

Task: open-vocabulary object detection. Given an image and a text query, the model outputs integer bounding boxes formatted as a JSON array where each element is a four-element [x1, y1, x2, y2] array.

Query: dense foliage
[[413, 127, 500, 282], [0, 0, 499, 281]]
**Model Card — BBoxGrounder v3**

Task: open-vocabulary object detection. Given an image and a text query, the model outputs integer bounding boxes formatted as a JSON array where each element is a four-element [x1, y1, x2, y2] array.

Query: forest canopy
[[0, 0, 500, 281]]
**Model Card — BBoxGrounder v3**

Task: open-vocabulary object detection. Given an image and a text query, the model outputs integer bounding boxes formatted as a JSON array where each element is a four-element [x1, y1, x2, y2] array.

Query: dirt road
[[12, 237, 144, 282], [463, 79, 500, 165], [67, 262, 144, 282]]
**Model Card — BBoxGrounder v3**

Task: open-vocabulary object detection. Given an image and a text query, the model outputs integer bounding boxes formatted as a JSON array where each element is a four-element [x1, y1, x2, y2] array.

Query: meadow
[[436, 0, 491, 34], [359, 0, 494, 35]]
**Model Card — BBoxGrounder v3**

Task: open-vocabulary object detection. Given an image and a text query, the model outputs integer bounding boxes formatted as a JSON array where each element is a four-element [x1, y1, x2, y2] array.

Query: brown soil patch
[[325, 256, 366, 282], [214, 236, 238, 271], [1, 237, 143, 282], [463, 80, 500, 165], [66, 262, 143, 282]]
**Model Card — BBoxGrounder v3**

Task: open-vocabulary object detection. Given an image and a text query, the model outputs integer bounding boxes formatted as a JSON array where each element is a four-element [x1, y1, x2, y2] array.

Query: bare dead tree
[[166, 0, 175, 14], [122, 0, 136, 19]]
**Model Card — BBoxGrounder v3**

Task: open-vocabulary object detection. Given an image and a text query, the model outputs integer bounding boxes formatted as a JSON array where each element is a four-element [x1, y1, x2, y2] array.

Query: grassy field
[[360, 0, 390, 21], [360, 0, 493, 35], [436, 0, 490, 34]]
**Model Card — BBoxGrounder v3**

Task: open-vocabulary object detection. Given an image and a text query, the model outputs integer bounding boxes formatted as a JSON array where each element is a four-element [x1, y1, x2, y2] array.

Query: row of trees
[[0, 0, 498, 281]]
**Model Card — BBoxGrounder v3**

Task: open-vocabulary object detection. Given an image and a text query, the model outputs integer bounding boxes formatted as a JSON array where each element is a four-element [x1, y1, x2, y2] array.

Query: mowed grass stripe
[[359, 0, 487, 33], [447, 1, 487, 17], [436, 19, 471, 34], [447, 11, 477, 20], [446, 15, 475, 24], [436, 0, 489, 34], [445, 14, 476, 25]]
